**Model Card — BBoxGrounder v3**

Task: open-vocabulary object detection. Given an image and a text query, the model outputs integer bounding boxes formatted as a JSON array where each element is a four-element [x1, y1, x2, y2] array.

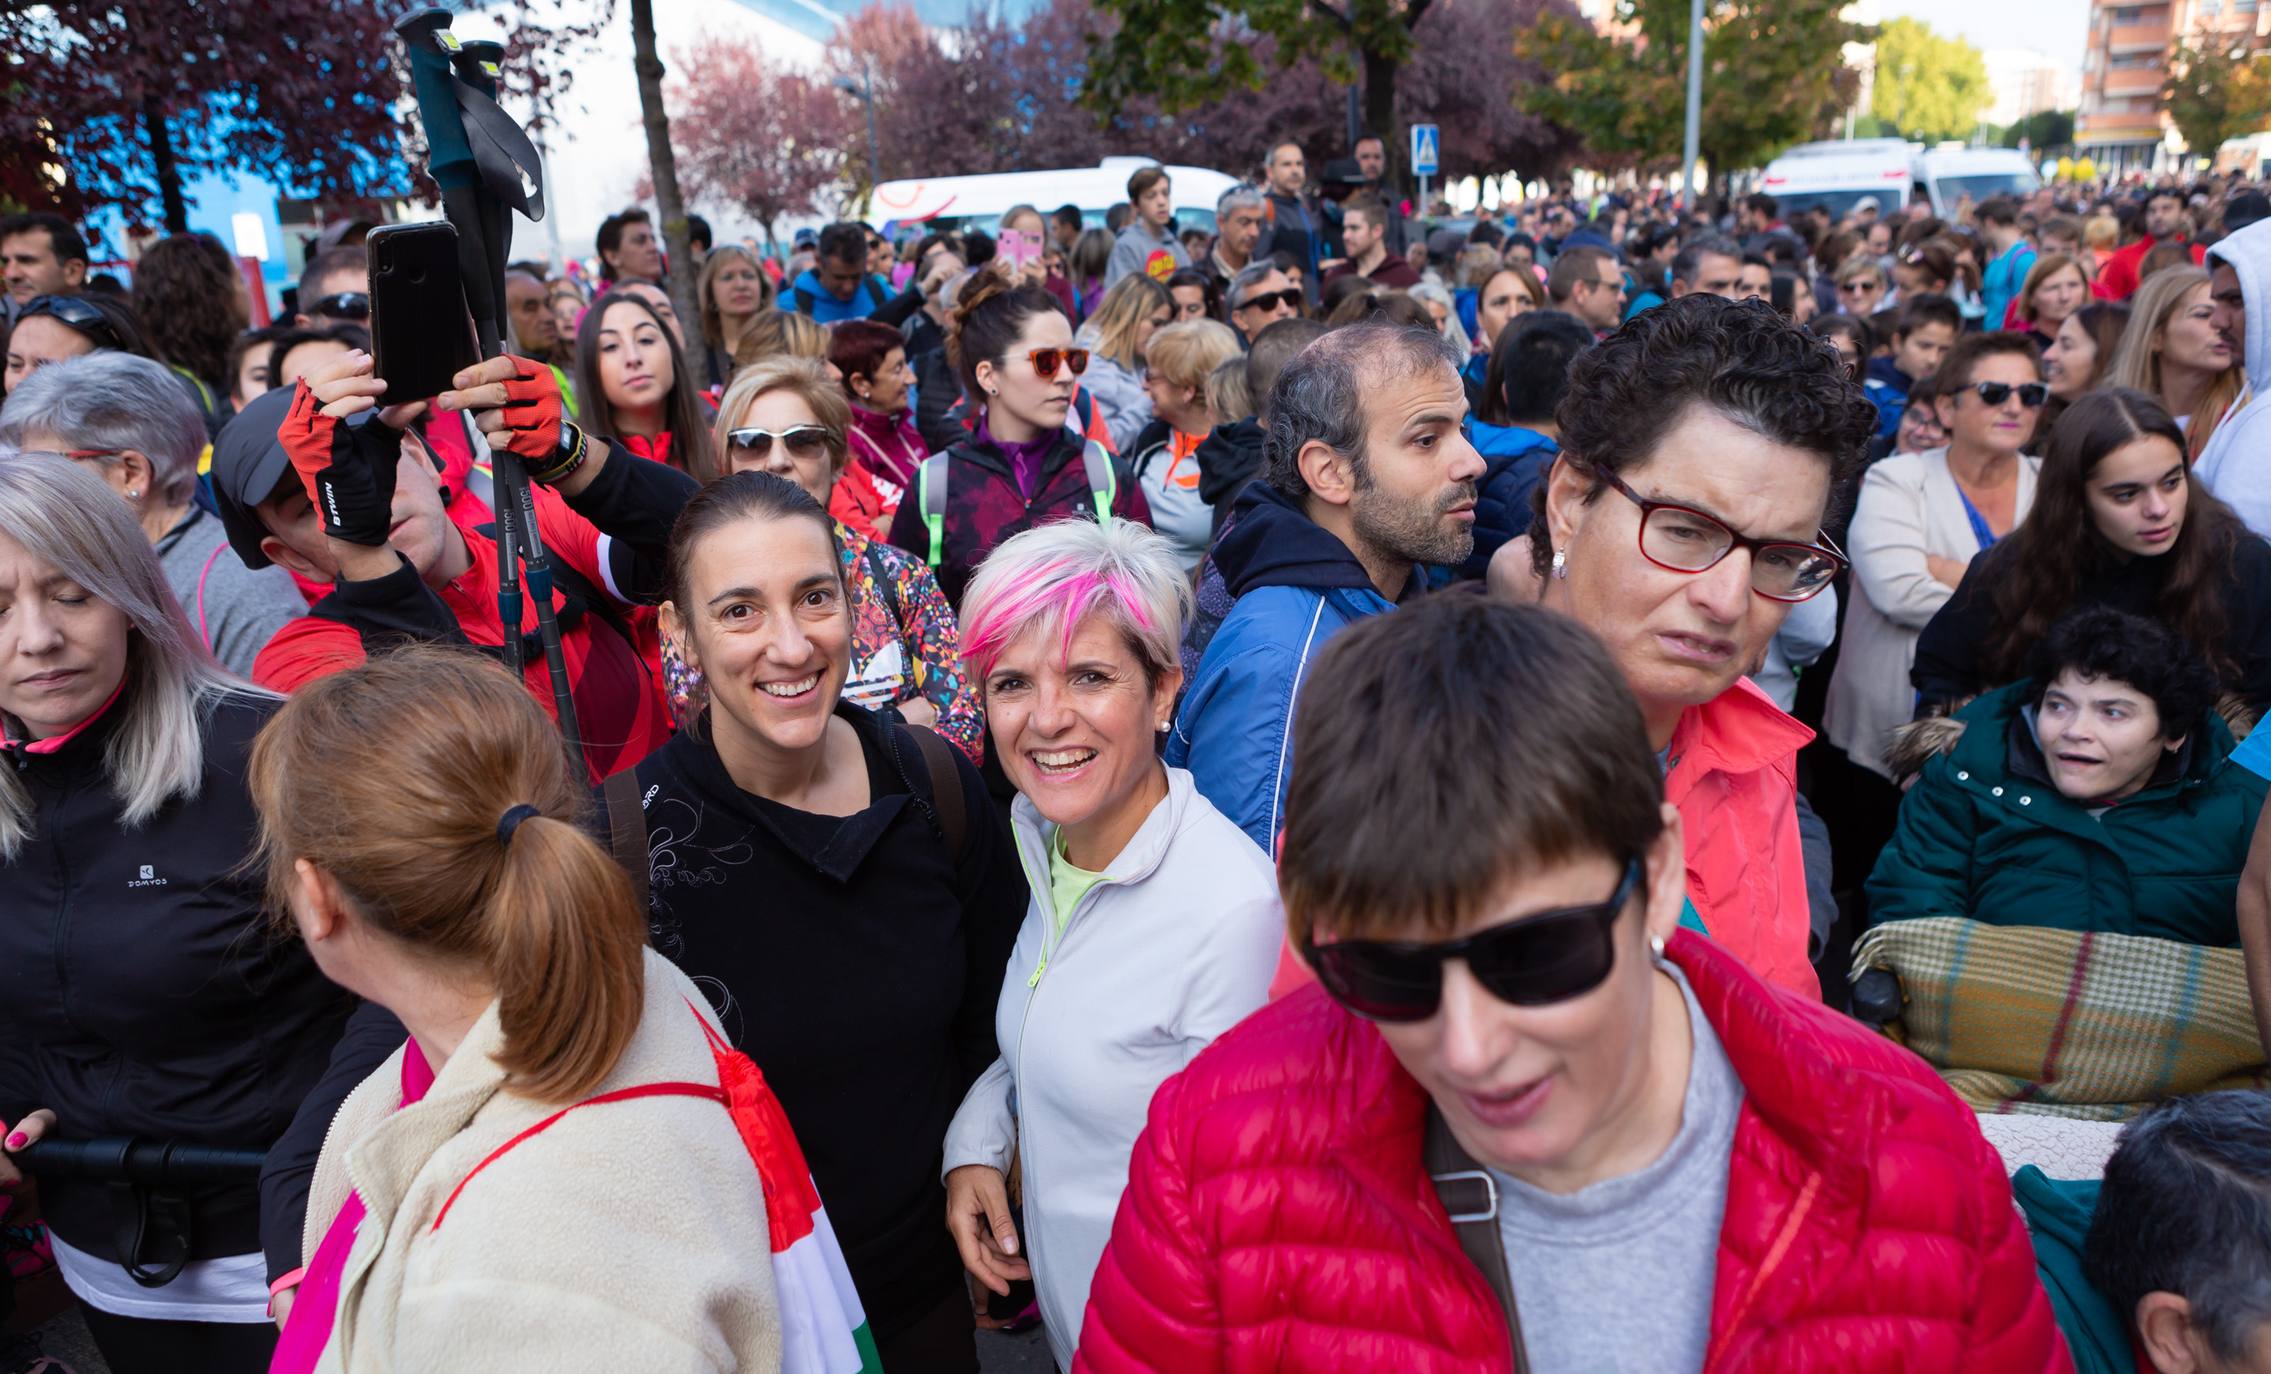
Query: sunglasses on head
[[1303, 860, 1644, 1022], [725, 425, 833, 460], [1026, 347, 1089, 380], [1971, 380, 2048, 408], [308, 291, 371, 321], [21, 294, 122, 349], [1239, 288, 1304, 314]]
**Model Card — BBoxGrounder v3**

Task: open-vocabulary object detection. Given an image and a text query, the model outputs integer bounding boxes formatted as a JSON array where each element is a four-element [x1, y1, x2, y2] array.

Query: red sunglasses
[[1027, 347, 1089, 380]]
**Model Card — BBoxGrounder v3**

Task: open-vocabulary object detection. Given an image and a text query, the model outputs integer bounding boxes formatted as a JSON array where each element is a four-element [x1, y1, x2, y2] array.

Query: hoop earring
[[1550, 548, 1568, 580]]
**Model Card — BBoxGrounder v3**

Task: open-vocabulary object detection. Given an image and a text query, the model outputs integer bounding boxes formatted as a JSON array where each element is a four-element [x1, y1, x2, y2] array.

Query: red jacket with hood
[[1075, 930, 2071, 1374]]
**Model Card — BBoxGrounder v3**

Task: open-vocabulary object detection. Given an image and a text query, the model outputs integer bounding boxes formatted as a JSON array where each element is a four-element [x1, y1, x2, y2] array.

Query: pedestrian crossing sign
[[1411, 124, 1440, 178]]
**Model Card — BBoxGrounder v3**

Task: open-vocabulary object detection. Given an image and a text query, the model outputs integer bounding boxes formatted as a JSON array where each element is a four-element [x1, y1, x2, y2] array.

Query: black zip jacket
[[0, 691, 353, 1264], [632, 705, 1026, 1341]]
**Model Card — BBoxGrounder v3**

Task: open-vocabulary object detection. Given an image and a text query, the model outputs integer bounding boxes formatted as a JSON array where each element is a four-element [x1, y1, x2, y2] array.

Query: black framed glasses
[[307, 291, 371, 321], [1236, 288, 1303, 314], [1970, 380, 2048, 408], [1837, 279, 1883, 297], [725, 425, 833, 460], [20, 294, 122, 350], [1602, 470, 1845, 602], [1304, 860, 1643, 1022]]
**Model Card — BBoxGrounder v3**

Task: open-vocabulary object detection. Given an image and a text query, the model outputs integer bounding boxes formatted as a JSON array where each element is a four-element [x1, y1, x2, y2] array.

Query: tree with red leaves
[[0, 0, 604, 235], [669, 44, 857, 250]]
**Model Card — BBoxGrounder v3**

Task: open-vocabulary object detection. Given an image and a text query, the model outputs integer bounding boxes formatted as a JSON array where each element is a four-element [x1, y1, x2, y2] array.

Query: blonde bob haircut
[[707, 356, 852, 485], [959, 518, 1191, 693], [1144, 318, 1243, 398], [0, 452, 265, 862]]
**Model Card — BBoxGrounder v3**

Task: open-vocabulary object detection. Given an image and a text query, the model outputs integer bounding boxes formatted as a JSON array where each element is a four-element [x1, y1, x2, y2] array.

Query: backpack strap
[[793, 285, 815, 316], [918, 453, 950, 569], [601, 768, 651, 911], [1080, 439, 1116, 528], [860, 538, 905, 631], [865, 275, 888, 311], [194, 542, 226, 649], [1424, 1106, 1530, 1373], [904, 722, 968, 862]]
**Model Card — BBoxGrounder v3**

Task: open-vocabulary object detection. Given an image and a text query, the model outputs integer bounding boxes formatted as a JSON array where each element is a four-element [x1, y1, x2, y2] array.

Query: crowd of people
[[7, 142, 2271, 1374]]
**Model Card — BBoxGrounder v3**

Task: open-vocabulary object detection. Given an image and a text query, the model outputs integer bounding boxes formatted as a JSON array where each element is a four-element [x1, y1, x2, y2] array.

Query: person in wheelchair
[[1870, 605, 2265, 945]]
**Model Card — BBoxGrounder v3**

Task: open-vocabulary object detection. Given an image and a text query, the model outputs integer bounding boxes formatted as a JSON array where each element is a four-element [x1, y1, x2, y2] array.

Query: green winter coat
[[1866, 680, 2266, 945]]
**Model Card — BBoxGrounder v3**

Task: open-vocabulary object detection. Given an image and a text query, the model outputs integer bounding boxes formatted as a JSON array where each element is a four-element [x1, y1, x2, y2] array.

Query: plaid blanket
[[1850, 917, 2269, 1120]]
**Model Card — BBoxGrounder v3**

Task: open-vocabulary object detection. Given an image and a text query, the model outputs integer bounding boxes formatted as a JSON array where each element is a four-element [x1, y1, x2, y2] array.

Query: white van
[[869, 158, 1241, 238], [1910, 147, 2042, 218], [1757, 139, 1913, 220]]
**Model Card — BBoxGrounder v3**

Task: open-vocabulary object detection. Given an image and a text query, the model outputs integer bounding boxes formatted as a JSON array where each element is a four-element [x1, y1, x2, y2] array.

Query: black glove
[[279, 384, 403, 547]]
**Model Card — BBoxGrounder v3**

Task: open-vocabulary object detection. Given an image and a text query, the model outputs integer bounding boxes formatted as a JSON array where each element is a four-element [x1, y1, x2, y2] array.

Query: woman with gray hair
[[942, 518, 1281, 1371], [0, 352, 305, 674], [0, 453, 354, 1372]]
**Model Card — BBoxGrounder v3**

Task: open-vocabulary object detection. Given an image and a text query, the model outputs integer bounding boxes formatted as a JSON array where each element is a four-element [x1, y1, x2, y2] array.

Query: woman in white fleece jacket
[[250, 649, 783, 1374], [943, 520, 1282, 1370]]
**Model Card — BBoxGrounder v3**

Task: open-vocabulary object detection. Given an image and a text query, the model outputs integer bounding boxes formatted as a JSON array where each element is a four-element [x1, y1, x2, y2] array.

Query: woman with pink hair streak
[[938, 518, 1283, 1370]]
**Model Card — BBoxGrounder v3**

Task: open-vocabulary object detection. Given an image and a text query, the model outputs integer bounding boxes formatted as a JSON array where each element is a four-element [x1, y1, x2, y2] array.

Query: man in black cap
[[209, 348, 697, 781]]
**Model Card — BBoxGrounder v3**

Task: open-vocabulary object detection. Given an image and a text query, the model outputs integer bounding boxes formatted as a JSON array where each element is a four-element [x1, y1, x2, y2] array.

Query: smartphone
[[365, 222, 481, 402], [1000, 228, 1043, 273]]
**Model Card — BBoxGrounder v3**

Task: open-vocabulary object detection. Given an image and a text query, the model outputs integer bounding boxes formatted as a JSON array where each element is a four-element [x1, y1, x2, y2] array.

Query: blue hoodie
[[784, 268, 896, 324], [1167, 483, 1405, 852], [1458, 422, 1558, 581]]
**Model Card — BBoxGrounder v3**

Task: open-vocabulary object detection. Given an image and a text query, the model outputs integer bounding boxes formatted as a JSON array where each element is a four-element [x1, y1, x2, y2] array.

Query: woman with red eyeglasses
[[1489, 296, 1873, 1000], [1075, 595, 2066, 1374], [883, 272, 1151, 610]]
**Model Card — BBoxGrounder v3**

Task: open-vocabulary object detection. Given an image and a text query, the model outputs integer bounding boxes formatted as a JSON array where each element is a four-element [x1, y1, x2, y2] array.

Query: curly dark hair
[[2027, 605, 2218, 741], [132, 232, 248, 394], [1528, 294, 1877, 576]]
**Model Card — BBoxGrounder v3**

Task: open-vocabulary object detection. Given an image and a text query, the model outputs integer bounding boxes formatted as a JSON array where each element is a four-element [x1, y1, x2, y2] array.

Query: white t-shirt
[[47, 1229, 271, 1323]]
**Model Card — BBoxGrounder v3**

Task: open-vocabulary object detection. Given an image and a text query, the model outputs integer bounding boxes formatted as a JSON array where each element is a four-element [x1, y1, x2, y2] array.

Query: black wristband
[[525, 422, 590, 486]]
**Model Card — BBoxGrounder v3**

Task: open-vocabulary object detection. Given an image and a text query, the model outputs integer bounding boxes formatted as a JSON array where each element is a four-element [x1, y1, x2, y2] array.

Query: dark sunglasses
[[1304, 861, 1644, 1022], [1837, 279, 1882, 295], [21, 294, 122, 349], [308, 291, 371, 321], [1026, 347, 1089, 380], [725, 425, 833, 460], [1971, 380, 2048, 408], [1238, 288, 1303, 314]]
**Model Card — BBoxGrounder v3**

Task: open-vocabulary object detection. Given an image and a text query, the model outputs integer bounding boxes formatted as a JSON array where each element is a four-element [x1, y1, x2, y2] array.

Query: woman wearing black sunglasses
[[3, 292, 151, 395], [882, 272, 1151, 610], [1078, 594, 2065, 1374], [1824, 333, 2043, 867]]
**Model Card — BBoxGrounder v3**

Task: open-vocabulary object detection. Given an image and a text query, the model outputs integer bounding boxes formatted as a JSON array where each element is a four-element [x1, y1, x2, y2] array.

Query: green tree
[[2164, 33, 2271, 158], [1999, 109, 2075, 152], [1516, 0, 1866, 176], [1871, 17, 1988, 144]]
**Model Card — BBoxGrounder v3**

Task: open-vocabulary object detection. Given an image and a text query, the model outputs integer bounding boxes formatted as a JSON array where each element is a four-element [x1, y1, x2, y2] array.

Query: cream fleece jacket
[[299, 949, 783, 1373]]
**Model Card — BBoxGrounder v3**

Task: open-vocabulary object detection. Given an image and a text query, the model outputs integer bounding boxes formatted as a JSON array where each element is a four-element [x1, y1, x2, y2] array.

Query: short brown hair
[[248, 648, 647, 1104], [1127, 165, 1170, 203], [1933, 329, 2041, 394], [1342, 194, 1388, 232], [1547, 245, 1615, 305], [1280, 590, 1665, 943]]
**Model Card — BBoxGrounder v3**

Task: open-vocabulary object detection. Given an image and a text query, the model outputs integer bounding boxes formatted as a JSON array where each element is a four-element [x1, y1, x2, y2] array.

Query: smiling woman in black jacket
[[0, 453, 352, 1373], [626, 471, 1027, 1373]]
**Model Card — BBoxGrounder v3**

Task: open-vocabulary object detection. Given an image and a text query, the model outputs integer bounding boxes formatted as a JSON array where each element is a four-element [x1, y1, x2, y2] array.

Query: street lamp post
[[833, 66, 883, 202], [1681, 0, 1703, 211]]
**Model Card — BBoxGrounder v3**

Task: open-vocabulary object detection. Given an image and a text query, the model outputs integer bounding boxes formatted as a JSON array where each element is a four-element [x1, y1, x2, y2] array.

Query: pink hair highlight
[[961, 557, 1158, 682]]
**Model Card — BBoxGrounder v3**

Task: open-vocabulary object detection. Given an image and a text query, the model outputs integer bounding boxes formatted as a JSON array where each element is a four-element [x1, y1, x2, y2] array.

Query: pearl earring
[[1550, 548, 1568, 579], [126, 489, 140, 500], [1650, 932, 1666, 959]]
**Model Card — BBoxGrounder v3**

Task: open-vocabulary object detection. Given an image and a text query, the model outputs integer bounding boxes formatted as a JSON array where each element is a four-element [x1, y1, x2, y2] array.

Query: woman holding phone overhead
[[998, 204, 1080, 322]]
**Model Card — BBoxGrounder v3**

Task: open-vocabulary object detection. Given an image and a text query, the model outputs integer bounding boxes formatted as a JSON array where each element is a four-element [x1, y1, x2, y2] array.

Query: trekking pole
[[397, 9, 582, 762]]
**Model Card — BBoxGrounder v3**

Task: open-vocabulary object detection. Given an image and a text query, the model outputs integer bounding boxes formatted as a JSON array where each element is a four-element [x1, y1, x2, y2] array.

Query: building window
[[2109, 4, 2145, 21]]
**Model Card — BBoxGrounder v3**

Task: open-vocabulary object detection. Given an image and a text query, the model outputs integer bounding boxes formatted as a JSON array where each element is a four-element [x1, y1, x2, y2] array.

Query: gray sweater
[[1103, 222, 1190, 290], [154, 505, 307, 678], [1489, 965, 1743, 1374]]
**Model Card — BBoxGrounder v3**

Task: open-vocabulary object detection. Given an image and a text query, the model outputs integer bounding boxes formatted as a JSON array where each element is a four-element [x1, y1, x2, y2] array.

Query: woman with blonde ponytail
[[250, 647, 787, 1373]]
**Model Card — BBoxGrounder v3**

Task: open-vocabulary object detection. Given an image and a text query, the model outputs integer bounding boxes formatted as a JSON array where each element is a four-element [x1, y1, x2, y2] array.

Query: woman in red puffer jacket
[[1075, 595, 2069, 1374]]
